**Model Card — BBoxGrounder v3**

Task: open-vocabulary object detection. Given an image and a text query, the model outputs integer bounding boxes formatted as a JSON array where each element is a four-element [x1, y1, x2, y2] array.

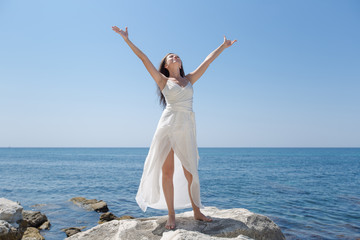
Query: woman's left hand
[[223, 36, 237, 48]]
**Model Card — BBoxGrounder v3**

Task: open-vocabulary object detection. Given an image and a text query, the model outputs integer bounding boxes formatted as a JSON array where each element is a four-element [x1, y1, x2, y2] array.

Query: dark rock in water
[[22, 211, 48, 228], [98, 212, 117, 224], [66, 207, 286, 240], [22, 227, 44, 240], [70, 197, 109, 212], [38, 221, 51, 230], [98, 212, 135, 224], [62, 227, 85, 237], [117, 215, 135, 220]]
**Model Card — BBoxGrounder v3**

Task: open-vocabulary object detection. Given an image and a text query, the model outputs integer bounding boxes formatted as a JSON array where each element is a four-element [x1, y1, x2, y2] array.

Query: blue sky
[[1, 0, 359, 147]]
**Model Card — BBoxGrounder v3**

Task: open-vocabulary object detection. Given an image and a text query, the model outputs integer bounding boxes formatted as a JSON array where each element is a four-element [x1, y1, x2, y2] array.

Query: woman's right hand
[[112, 26, 129, 41]]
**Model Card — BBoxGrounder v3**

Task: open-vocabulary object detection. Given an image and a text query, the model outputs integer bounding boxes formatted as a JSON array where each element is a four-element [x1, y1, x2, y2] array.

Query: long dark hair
[[157, 53, 185, 109]]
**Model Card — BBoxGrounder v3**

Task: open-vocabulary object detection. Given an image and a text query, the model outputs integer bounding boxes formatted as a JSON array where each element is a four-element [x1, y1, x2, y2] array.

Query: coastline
[[1, 198, 285, 240], [1, 148, 359, 239]]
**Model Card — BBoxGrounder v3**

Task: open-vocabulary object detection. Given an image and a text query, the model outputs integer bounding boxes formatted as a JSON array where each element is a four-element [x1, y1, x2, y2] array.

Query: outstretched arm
[[186, 36, 237, 84], [112, 26, 167, 88]]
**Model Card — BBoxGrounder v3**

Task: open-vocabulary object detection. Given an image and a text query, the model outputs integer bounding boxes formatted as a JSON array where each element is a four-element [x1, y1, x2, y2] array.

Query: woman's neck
[[168, 68, 181, 79]]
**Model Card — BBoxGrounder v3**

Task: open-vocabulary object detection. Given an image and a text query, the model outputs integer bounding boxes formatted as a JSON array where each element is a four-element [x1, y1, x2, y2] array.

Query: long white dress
[[135, 79, 203, 212]]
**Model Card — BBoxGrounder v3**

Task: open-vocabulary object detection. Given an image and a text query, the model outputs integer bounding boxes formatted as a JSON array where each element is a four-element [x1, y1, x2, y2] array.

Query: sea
[[0, 148, 359, 240]]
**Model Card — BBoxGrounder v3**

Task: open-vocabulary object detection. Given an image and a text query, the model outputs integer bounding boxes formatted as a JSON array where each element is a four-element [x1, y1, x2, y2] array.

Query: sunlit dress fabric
[[135, 80, 203, 212]]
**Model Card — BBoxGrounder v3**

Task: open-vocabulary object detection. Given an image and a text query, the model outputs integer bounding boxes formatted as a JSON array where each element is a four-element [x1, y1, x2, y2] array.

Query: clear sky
[[1, 0, 359, 147]]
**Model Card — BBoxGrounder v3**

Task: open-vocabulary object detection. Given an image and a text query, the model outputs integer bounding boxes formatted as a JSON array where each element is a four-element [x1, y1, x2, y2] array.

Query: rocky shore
[[0, 198, 49, 240], [1, 197, 285, 240], [66, 207, 285, 240]]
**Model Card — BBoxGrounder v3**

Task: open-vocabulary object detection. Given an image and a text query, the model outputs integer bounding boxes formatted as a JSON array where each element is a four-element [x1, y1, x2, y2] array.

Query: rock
[[98, 212, 135, 224], [38, 221, 51, 230], [0, 198, 27, 240], [22, 227, 44, 240], [117, 215, 135, 220], [70, 197, 109, 212], [0, 220, 11, 235], [62, 227, 85, 237], [98, 212, 117, 224], [0, 198, 23, 226], [66, 207, 285, 240], [91, 201, 108, 212], [0, 199, 49, 240], [162, 229, 254, 239], [0, 220, 17, 240], [63, 228, 81, 237], [22, 211, 48, 228], [0, 220, 27, 240]]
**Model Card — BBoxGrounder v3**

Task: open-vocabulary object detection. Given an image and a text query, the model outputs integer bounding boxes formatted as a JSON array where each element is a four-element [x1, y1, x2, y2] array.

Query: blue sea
[[0, 148, 359, 240]]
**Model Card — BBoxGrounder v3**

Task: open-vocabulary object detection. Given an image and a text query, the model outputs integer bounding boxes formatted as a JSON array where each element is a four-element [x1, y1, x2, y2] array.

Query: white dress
[[135, 79, 203, 212]]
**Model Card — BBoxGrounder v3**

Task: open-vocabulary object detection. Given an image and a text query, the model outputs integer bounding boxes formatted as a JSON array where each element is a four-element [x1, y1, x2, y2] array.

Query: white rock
[[0, 220, 12, 236], [161, 229, 254, 240], [0, 198, 23, 227], [66, 207, 285, 240]]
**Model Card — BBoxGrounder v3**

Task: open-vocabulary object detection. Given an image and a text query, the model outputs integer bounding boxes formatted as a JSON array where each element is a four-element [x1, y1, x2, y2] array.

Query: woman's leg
[[162, 148, 176, 229], [182, 166, 212, 222]]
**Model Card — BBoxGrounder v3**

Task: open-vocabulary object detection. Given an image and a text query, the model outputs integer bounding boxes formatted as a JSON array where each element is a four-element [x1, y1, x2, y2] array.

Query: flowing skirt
[[135, 108, 203, 212]]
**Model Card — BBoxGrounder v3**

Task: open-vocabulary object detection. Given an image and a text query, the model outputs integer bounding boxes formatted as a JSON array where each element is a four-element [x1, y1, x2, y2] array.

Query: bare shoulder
[[185, 73, 196, 85]]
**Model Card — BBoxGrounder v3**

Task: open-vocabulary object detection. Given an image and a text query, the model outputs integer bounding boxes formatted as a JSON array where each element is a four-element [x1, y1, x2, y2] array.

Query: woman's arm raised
[[112, 26, 167, 88], [186, 36, 237, 85]]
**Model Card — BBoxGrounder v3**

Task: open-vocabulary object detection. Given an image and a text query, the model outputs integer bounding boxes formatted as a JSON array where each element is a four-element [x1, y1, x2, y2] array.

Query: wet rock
[[66, 207, 285, 240], [38, 221, 51, 230], [117, 215, 135, 220], [22, 227, 44, 240], [22, 211, 48, 228], [62, 227, 85, 237], [98, 212, 135, 224], [70, 197, 109, 212], [98, 212, 117, 224]]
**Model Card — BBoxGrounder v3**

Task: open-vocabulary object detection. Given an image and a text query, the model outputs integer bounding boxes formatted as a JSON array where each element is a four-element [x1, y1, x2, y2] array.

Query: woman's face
[[165, 54, 182, 69]]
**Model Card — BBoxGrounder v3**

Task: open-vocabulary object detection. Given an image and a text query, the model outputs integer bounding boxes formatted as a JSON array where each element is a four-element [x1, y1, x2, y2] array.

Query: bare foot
[[165, 214, 176, 230], [194, 211, 212, 222]]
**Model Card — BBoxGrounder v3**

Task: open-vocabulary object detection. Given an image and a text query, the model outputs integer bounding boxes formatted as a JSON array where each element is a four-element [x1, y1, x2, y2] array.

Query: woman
[[112, 26, 236, 229]]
